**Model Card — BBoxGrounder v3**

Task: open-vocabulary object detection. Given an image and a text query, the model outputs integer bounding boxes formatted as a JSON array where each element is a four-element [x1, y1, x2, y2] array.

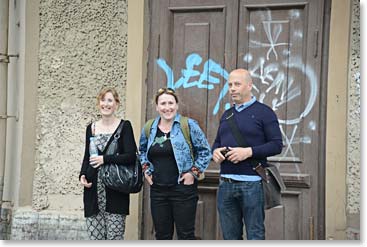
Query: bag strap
[[113, 120, 125, 141], [226, 108, 259, 167], [104, 120, 125, 155], [226, 108, 249, 147]]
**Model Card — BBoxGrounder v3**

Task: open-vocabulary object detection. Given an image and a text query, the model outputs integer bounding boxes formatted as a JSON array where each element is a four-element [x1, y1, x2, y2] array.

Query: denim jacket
[[139, 114, 212, 183]]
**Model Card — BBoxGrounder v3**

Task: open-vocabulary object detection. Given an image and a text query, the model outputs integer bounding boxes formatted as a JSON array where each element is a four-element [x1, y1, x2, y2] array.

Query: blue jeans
[[217, 179, 265, 240]]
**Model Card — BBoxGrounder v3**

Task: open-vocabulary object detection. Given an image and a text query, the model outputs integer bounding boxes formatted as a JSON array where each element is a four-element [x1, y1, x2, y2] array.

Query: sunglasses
[[155, 87, 178, 104], [157, 87, 175, 94]]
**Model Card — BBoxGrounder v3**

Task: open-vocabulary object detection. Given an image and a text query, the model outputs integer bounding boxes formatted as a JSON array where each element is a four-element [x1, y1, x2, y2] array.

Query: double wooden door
[[143, 0, 328, 240]]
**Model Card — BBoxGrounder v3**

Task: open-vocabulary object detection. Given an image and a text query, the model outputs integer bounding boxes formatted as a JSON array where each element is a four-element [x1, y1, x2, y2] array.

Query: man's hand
[[226, 147, 253, 164], [213, 147, 228, 164], [80, 175, 92, 188]]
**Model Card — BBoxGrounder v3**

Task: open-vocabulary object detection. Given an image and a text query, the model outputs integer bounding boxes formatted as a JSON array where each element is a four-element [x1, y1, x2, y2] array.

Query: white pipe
[[2, 0, 22, 206], [0, 0, 9, 202]]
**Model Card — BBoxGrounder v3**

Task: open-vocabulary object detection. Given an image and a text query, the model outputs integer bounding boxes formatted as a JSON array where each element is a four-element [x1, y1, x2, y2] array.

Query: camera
[[220, 147, 230, 158]]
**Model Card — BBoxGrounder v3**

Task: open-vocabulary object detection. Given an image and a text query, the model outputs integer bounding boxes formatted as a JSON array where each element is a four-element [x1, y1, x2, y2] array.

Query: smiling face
[[155, 93, 178, 121], [98, 91, 118, 117], [228, 69, 253, 105]]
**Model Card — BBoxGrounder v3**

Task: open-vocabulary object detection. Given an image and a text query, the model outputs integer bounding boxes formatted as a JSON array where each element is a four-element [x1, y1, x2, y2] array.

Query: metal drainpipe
[[0, 0, 9, 203]]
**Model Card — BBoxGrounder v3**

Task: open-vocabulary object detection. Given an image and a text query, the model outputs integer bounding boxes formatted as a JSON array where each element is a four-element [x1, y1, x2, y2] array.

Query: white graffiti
[[250, 20, 290, 60], [308, 121, 316, 131], [246, 10, 318, 163]]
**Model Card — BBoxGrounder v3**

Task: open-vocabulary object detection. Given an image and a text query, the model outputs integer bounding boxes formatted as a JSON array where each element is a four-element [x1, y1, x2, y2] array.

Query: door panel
[[144, 0, 326, 240]]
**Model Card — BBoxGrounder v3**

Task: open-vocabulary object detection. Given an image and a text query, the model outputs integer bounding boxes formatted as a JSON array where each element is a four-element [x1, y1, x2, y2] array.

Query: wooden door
[[237, 0, 326, 239], [143, 0, 327, 240]]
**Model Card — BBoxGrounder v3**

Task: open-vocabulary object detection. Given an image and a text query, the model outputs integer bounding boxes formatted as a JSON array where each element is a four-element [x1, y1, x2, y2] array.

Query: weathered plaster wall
[[32, 0, 128, 211], [346, 0, 360, 239]]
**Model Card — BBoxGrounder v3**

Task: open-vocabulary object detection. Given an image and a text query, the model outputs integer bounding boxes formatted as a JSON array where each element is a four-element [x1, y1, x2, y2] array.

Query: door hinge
[[0, 53, 19, 63], [309, 216, 314, 240]]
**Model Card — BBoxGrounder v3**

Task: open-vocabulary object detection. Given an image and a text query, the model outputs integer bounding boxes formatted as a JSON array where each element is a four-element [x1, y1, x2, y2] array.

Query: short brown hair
[[154, 87, 178, 104], [96, 87, 121, 107]]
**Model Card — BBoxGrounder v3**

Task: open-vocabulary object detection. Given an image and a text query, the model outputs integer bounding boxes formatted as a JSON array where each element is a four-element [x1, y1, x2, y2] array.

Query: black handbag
[[100, 121, 143, 194], [226, 108, 286, 209], [255, 163, 286, 210]]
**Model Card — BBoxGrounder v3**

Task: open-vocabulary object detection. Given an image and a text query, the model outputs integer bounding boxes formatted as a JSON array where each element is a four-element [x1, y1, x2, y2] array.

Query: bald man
[[212, 69, 283, 240]]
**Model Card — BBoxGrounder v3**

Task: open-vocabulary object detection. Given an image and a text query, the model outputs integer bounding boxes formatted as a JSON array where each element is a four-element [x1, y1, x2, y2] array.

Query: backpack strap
[[143, 118, 155, 138], [180, 116, 194, 161], [180, 116, 205, 180]]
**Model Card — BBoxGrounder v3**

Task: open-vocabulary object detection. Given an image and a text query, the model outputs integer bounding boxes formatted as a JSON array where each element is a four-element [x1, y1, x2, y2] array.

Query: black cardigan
[[79, 119, 137, 217]]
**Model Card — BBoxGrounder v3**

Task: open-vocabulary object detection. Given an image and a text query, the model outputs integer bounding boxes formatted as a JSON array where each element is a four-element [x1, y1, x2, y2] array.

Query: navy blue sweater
[[212, 101, 283, 175]]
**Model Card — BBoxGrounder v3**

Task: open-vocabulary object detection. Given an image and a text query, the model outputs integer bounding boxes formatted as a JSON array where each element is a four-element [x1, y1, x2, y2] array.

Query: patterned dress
[[86, 133, 126, 240]]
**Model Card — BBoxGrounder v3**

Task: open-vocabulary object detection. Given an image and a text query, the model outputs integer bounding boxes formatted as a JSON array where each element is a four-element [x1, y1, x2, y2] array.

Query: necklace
[[163, 132, 169, 141], [159, 127, 170, 140], [158, 126, 171, 141], [158, 120, 172, 141]]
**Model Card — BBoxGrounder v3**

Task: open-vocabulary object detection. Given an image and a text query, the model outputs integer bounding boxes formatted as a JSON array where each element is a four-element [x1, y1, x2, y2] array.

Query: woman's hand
[[89, 155, 104, 168], [80, 175, 92, 188], [179, 172, 195, 185], [144, 172, 153, 185]]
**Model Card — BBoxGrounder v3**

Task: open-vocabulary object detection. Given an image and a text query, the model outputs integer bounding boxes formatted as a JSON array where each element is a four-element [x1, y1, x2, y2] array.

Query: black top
[[148, 128, 178, 186], [79, 120, 137, 217]]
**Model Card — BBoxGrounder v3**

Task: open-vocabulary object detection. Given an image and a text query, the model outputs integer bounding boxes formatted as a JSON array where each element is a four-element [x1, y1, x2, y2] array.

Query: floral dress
[[85, 133, 126, 240]]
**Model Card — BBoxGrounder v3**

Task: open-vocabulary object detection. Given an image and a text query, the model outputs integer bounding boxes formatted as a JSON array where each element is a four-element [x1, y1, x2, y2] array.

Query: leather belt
[[220, 177, 243, 183]]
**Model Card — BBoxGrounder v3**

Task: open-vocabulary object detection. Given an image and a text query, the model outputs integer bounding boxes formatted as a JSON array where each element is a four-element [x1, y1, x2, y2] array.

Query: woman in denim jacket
[[139, 88, 212, 240]]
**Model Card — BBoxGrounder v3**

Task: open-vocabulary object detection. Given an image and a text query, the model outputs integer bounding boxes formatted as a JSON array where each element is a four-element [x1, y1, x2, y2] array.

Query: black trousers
[[150, 182, 198, 240]]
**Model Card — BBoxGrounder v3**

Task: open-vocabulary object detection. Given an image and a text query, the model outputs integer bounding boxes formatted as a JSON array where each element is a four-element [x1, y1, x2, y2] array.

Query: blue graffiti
[[157, 53, 231, 115]]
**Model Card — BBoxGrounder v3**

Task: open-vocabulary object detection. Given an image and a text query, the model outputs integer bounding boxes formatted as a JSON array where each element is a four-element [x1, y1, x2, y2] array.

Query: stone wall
[[11, 208, 88, 240], [0, 204, 11, 240], [346, 0, 360, 240], [10, 0, 129, 240]]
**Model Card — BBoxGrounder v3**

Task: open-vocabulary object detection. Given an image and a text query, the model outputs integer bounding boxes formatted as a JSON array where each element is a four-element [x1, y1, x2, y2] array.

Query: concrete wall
[[33, 0, 129, 211], [38, 0, 127, 206], [346, 0, 360, 240]]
